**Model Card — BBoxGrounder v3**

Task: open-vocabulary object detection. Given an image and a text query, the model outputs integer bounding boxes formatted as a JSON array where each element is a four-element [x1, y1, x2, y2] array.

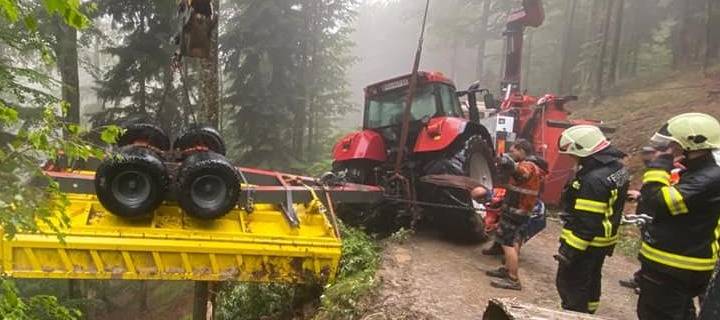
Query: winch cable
[[393, 0, 431, 174]]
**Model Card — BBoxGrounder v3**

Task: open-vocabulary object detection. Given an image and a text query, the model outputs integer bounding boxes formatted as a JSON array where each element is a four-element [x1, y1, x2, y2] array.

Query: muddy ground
[[360, 220, 640, 320]]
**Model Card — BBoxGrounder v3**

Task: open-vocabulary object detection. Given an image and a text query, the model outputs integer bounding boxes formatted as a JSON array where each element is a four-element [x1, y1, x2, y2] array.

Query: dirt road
[[360, 221, 640, 320]]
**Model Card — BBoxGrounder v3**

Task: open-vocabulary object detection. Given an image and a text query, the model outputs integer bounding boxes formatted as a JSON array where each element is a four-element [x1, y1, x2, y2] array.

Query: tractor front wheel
[[421, 135, 496, 243]]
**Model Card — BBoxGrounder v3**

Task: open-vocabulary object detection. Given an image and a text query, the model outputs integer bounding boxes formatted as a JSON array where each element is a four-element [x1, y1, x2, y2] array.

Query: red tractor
[[332, 71, 497, 241], [330, 0, 611, 241]]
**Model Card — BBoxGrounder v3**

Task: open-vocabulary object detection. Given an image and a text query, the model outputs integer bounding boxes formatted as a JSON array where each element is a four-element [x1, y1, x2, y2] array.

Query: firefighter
[[636, 113, 720, 320], [485, 139, 545, 291], [620, 146, 686, 293], [554, 125, 629, 314]]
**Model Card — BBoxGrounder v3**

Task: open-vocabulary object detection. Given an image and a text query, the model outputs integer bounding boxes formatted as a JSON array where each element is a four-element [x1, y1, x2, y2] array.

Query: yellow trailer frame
[[0, 193, 341, 283]]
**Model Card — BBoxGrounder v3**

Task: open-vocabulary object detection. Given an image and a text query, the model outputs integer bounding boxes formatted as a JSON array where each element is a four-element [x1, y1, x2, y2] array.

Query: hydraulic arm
[[501, 0, 545, 97]]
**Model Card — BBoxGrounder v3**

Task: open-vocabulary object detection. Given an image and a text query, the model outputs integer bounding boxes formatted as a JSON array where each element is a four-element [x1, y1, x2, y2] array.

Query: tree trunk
[[705, 0, 720, 71], [557, 0, 578, 94], [673, 0, 691, 69], [522, 32, 534, 92], [607, 0, 624, 87], [139, 281, 149, 313], [296, 0, 322, 160], [294, 5, 311, 160], [581, 0, 602, 92], [593, 0, 614, 98], [193, 282, 209, 320], [476, 0, 491, 85], [450, 36, 459, 79], [200, 0, 220, 128], [307, 107, 315, 159], [139, 78, 147, 111], [53, 18, 80, 125]]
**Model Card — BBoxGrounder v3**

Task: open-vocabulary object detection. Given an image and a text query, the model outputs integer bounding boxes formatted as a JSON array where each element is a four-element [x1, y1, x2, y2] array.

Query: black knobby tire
[[95, 146, 169, 218], [177, 151, 240, 219], [174, 126, 226, 156], [117, 123, 171, 151], [421, 135, 496, 243]]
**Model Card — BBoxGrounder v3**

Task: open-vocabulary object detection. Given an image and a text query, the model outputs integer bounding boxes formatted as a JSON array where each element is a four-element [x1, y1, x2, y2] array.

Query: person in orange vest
[[485, 139, 545, 290]]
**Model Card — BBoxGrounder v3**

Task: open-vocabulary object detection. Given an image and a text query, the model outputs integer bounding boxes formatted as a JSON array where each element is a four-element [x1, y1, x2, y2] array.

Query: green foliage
[[0, 0, 119, 239], [90, 0, 190, 135], [0, 1, 108, 318], [314, 224, 380, 319], [0, 279, 81, 320], [389, 227, 414, 244], [215, 282, 314, 320], [215, 224, 381, 320], [41, 0, 88, 29], [222, 0, 357, 169]]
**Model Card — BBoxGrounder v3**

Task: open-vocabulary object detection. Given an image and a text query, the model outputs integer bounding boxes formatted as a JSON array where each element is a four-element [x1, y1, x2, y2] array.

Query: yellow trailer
[[0, 191, 342, 283]]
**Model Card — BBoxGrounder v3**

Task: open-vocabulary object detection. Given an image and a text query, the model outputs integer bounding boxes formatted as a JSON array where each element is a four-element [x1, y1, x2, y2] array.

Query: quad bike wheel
[[174, 126, 226, 156], [117, 123, 171, 151], [421, 135, 496, 243], [177, 151, 240, 219], [95, 145, 169, 218]]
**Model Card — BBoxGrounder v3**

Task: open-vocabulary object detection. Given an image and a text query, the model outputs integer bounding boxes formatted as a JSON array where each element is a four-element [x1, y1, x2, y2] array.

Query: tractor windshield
[[365, 83, 461, 129]]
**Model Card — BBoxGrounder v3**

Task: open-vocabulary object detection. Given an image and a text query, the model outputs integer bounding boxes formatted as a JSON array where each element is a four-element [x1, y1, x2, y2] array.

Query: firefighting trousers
[[637, 266, 711, 320], [556, 249, 606, 314]]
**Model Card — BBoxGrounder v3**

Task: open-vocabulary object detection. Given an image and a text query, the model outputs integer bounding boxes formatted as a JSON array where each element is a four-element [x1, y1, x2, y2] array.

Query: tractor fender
[[332, 130, 387, 162], [413, 117, 467, 153], [414, 117, 495, 154]]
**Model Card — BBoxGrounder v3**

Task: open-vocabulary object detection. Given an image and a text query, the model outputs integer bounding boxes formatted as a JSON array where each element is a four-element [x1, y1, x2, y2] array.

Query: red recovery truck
[[329, 0, 613, 240]]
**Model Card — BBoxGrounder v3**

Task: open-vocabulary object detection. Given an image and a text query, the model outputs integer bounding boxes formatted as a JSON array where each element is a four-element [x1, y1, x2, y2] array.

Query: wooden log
[[482, 298, 611, 320]]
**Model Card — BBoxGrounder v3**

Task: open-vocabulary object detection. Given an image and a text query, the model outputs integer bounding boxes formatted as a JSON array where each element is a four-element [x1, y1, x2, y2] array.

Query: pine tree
[[91, 0, 187, 135], [222, 0, 355, 169]]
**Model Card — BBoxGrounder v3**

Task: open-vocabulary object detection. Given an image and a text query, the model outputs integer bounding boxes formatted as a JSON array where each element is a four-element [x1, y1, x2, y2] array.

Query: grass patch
[[214, 223, 381, 320], [314, 224, 380, 320], [389, 227, 414, 244], [616, 225, 642, 258]]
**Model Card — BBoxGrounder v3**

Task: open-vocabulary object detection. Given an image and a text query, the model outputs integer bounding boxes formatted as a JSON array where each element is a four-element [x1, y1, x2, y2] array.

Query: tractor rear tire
[[421, 135, 496, 243], [95, 145, 169, 218], [174, 126, 226, 156], [177, 151, 240, 219], [117, 123, 171, 151]]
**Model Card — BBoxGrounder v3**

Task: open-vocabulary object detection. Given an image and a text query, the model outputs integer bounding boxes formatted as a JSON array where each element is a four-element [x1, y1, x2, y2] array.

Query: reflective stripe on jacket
[[560, 150, 630, 251], [638, 153, 720, 274]]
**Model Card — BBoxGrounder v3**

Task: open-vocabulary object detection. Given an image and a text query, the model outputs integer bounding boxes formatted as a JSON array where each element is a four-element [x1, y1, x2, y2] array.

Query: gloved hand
[[647, 152, 674, 171], [554, 242, 582, 265], [498, 153, 516, 171]]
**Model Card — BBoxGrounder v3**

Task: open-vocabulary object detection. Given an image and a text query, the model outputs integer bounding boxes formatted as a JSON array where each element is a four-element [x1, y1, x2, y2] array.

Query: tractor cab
[[362, 71, 464, 152]]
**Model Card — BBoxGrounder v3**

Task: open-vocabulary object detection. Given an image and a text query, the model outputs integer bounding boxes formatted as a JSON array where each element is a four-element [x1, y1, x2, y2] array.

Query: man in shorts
[[485, 139, 544, 290]]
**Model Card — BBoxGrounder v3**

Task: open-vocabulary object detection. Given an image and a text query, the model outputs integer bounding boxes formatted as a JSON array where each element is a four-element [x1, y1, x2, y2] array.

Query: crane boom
[[502, 0, 545, 98]]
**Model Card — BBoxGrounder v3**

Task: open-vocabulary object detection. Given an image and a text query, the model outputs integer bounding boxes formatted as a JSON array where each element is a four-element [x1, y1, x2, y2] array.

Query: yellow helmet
[[558, 125, 610, 158], [651, 113, 720, 151]]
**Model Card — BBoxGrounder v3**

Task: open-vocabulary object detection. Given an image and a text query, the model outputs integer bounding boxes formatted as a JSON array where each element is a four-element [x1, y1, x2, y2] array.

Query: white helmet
[[558, 125, 610, 158], [651, 113, 720, 151]]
